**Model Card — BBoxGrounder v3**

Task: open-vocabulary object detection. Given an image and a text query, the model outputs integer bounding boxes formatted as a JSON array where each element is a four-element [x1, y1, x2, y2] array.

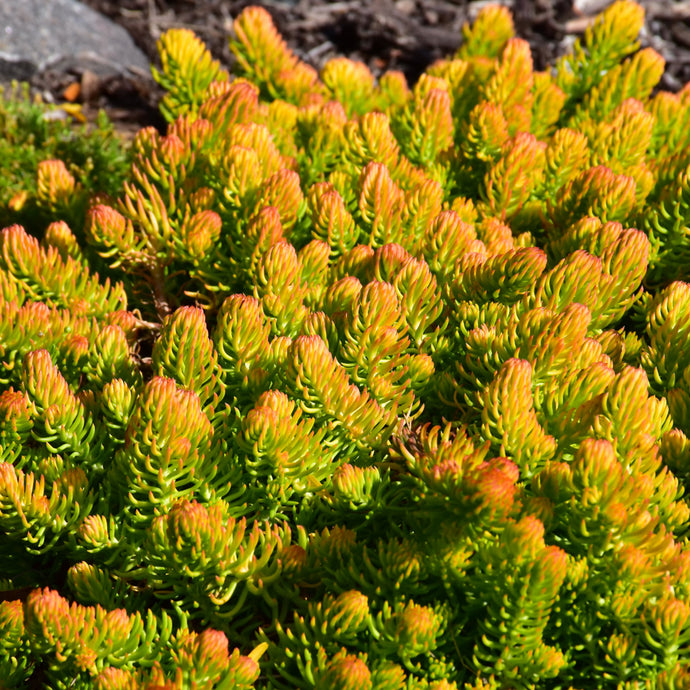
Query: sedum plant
[[0, 82, 130, 234], [2, 2, 690, 687]]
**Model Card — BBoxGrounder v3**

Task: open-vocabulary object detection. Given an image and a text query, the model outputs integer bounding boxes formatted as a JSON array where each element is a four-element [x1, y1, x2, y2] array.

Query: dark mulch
[[36, 0, 690, 135]]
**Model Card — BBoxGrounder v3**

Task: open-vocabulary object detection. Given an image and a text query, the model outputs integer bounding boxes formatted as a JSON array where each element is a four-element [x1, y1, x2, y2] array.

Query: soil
[[31, 0, 690, 136]]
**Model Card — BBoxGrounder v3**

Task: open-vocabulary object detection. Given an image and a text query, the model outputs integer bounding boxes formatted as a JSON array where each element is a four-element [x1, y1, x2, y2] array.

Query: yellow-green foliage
[[2, 2, 690, 689], [0, 83, 129, 233]]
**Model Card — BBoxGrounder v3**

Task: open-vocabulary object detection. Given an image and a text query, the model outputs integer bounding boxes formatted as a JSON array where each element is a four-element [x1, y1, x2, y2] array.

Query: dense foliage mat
[[2, 2, 690, 688]]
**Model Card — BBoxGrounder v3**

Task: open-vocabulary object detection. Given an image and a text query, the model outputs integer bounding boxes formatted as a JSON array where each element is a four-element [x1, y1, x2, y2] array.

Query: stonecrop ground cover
[[2, 2, 690, 688]]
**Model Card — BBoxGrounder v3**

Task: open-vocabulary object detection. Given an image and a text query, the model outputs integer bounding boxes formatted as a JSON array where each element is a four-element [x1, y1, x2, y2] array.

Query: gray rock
[[0, 0, 151, 82]]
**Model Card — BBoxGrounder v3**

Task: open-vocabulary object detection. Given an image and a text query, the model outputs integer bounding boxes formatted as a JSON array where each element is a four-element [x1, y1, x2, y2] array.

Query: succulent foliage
[[2, 2, 690, 688]]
